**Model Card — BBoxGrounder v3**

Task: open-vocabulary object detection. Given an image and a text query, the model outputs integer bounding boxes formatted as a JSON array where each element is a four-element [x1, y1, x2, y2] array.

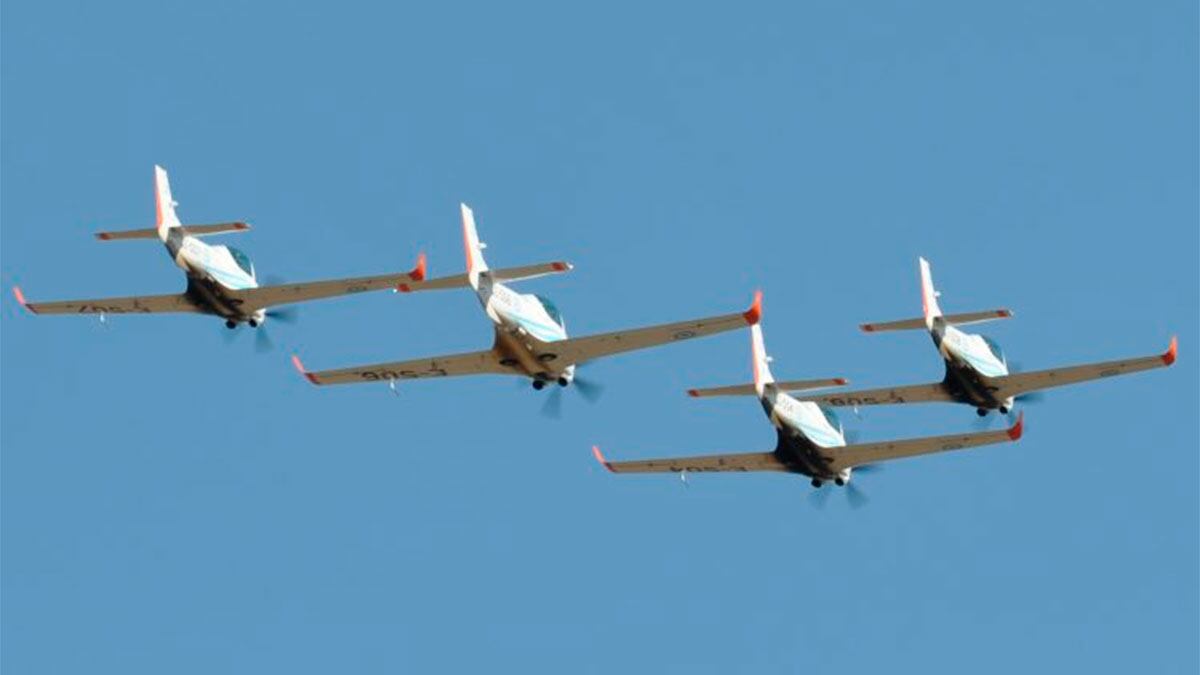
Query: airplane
[[291, 203, 762, 394], [695, 257, 1177, 418], [12, 165, 427, 333], [592, 318, 1024, 493]]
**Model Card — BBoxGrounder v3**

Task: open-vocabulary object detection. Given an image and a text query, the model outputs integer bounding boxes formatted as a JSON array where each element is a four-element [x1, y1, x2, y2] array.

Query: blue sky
[[3, 1, 1196, 672]]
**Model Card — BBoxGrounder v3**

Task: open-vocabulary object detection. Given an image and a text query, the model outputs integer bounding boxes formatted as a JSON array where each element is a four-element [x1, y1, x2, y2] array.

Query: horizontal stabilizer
[[688, 377, 848, 398], [397, 261, 572, 293], [96, 222, 250, 241], [861, 309, 1012, 333]]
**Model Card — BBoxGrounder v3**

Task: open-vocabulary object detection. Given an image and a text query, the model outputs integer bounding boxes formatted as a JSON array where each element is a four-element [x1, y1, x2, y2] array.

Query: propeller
[[572, 374, 605, 403], [254, 327, 275, 353], [537, 365, 605, 418], [807, 464, 881, 509], [541, 387, 564, 419], [808, 485, 833, 510], [845, 481, 871, 509], [265, 306, 299, 324]]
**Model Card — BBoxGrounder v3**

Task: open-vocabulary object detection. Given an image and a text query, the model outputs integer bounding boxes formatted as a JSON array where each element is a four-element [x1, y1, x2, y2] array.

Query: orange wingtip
[[687, 389, 700, 397], [1006, 412, 1024, 441], [95, 232, 113, 240], [551, 261, 569, 272], [410, 252, 427, 281], [11, 286, 35, 314], [290, 354, 319, 385], [591, 445, 614, 472], [232, 221, 250, 230], [742, 290, 763, 325], [996, 309, 1013, 318], [833, 378, 848, 385], [1162, 336, 1178, 366], [860, 324, 876, 332]]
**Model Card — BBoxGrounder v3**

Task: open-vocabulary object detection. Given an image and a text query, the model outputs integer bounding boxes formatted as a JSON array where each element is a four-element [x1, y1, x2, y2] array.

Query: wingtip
[[1162, 335, 1178, 366], [591, 445, 614, 472], [290, 354, 319, 385], [860, 323, 876, 333], [551, 261, 571, 272], [1007, 412, 1024, 441], [833, 377, 848, 386], [686, 389, 700, 397], [94, 231, 112, 240], [997, 309, 1013, 318], [742, 290, 763, 325], [396, 253, 427, 292], [11, 286, 35, 314]]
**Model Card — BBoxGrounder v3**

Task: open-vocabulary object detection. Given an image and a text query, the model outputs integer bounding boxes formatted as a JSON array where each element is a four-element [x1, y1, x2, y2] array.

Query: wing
[[396, 261, 572, 293], [227, 254, 427, 311], [826, 413, 1023, 472], [985, 337, 1178, 400], [687, 377, 849, 398], [804, 381, 956, 407], [291, 350, 513, 386], [12, 286, 202, 315], [591, 446, 786, 474], [539, 292, 762, 366]]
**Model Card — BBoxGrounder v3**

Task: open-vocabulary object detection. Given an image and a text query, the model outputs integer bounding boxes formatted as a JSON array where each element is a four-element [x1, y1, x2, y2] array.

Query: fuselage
[[164, 230, 262, 321], [759, 387, 851, 481], [931, 319, 1014, 410], [475, 276, 574, 384]]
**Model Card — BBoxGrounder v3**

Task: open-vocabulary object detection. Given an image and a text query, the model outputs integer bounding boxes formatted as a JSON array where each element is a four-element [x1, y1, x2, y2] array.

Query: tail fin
[[461, 203, 489, 287], [918, 257, 943, 328], [750, 321, 775, 395], [154, 165, 182, 241]]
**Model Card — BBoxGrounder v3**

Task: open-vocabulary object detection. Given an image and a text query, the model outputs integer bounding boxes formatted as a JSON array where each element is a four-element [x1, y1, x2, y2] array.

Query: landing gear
[[811, 478, 823, 488], [835, 477, 846, 486], [557, 377, 570, 387], [976, 408, 988, 417], [225, 319, 237, 329], [532, 379, 546, 391], [248, 319, 259, 328], [998, 405, 1009, 414]]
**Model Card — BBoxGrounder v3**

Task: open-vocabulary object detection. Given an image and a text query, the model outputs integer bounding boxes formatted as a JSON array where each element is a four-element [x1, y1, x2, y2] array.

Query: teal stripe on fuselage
[[509, 312, 565, 343], [203, 264, 256, 291]]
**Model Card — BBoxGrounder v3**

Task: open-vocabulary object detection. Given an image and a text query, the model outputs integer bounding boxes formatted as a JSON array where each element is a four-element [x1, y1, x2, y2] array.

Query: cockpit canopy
[[534, 294, 564, 327], [818, 405, 843, 435], [227, 246, 255, 277], [981, 335, 1006, 364]]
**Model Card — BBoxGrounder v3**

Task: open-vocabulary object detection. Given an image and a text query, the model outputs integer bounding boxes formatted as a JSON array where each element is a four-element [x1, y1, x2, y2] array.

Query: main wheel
[[835, 478, 846, 486], [811, 478, 823, 488], [532, 379, 546, 390], [976, 408, 988, 417], [998, 405, 1009, 414], [248, 319, 259, 328], [225, 319, 237, 329]]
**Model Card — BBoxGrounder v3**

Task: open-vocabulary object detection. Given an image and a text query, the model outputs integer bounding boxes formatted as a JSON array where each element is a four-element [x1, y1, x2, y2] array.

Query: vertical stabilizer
[[154, 165, 182, 241], [461, 203, 489, 288], [918, 257, 943, 328], [750, 322, 775, 396]]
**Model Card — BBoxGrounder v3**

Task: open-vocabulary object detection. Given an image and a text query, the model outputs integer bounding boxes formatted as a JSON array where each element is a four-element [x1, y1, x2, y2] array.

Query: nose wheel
[[225, 319, 237, 329], [532, 379, 546, 390], [976, 408, 988, 417], [811, 478, 823, 488]]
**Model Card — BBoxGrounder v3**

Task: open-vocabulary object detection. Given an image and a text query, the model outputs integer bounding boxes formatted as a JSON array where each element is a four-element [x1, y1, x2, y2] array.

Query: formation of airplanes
[[13, 166, 1180, 499]]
